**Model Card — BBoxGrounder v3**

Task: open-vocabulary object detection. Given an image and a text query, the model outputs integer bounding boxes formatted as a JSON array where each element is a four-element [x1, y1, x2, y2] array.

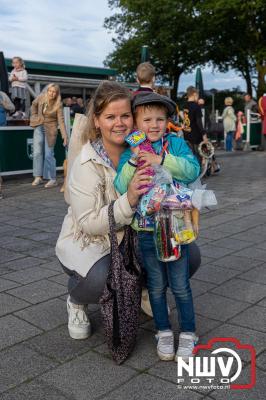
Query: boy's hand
[[138, 151, 162, 167]]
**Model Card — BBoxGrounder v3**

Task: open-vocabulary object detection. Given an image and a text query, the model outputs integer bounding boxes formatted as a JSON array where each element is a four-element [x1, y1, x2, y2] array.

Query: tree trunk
[[170, 71, 182, 101], [244, 70, 253, 96], [257, 61, 266, 98]]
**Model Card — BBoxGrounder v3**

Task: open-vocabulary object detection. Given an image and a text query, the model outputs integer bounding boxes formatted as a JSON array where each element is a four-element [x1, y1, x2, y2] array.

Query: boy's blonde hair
[[81, 81, 131, 144], [136, 62, 156, 85], [224, 97, 233, 106]]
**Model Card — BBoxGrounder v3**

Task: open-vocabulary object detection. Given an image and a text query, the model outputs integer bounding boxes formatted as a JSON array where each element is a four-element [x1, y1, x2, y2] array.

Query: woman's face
[[47, 87, 58, 100], [94, 99, 133, 146]]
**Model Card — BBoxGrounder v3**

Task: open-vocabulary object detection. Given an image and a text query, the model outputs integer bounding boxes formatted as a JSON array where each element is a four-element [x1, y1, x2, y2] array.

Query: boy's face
[[135, 105, 168, 142]]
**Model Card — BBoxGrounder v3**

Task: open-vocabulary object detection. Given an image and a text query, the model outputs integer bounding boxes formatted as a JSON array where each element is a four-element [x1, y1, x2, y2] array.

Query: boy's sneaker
[[155, 330, 175, 361], [175, 332, 199, 362], [67, 296, 91, 339]]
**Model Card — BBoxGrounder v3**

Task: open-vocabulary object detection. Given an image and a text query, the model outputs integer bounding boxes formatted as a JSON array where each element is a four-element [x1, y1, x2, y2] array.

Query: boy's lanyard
[[159, 137, 169, 156]]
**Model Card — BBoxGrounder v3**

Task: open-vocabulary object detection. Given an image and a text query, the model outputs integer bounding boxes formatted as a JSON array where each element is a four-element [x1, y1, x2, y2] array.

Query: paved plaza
[[0, 150, 266, 400]]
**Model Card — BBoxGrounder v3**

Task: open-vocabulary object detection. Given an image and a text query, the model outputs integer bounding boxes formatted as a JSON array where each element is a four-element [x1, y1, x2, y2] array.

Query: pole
[[141, 46, 149, 62], [244, 109, 251, 150]]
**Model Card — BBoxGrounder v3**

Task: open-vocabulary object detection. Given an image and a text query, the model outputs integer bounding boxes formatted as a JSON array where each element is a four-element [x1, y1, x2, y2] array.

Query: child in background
[[133, 62, 155, 96], [114, 92, 200, 362], [9, 56, 28, 117]]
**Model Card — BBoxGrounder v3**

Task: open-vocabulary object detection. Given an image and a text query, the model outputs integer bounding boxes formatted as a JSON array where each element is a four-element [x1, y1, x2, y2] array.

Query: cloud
[[0, 0, 114, 66], [179, 68, 246, 92]]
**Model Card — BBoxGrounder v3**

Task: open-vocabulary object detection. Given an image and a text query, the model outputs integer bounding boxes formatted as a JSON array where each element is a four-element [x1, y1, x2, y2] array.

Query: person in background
[[244, 93, 258, 117], [63, 97, 72, 107], [30, 83, 68, 188], [0, 92, 15, 200], [133, 62, 155, 96], [221, 97, 236, 152], [77, 97, 85, 113], [9, 56, 28, 117], [70, 97, 84, 116], [182, 86, 208, 160], [0, 90, 15, 126]]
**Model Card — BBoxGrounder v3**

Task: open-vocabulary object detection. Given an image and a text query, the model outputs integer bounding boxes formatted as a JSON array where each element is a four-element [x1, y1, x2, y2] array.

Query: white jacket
[[56, 141, 134, 277], [9, 69, 28, 88], [222, 106, 236, 133]]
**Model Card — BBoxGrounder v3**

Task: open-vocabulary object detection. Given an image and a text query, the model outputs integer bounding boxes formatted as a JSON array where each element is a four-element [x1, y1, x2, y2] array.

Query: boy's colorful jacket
[[114, 133, 200, 231]]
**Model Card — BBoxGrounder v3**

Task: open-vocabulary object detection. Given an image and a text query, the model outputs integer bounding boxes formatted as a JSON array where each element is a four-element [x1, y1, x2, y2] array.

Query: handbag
[[99, 201, 142, 364]]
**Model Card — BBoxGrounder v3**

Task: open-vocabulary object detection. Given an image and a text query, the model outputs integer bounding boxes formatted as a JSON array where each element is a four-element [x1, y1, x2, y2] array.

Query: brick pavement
[[0, 150, 265, 400]]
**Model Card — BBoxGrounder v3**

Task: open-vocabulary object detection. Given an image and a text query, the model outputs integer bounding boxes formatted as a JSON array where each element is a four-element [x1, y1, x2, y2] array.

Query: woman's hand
[[127, 169, 151, 207], [63, 136, 68, 147], [138, 151, 162, 167]]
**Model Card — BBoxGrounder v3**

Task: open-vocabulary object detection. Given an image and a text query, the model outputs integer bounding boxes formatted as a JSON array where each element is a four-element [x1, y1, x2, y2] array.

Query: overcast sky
[[0, 0, 246, 92]]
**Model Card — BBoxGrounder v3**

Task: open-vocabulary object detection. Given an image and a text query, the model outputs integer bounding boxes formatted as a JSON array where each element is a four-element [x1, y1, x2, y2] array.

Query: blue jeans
[[225, 131, 233, 151], [33, 125, 56, 179], [138, 232, 196, 332]]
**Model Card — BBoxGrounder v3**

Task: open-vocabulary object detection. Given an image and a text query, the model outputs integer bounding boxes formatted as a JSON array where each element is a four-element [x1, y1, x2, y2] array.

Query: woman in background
[[30, 83, 68, 188], [221, 97, 236, 152]]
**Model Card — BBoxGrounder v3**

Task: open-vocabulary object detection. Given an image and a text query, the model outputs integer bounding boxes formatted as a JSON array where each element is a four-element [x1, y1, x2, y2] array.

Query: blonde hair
[[225, 97, 233, 106], [42, 83, 62, 113], [12, 56, 25, 69], [82, 81, 131, 144], [136, 62, 156, 85]]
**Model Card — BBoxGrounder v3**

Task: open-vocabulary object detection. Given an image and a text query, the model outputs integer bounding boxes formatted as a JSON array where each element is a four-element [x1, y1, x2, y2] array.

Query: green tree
[[197, 0, 266, 97], [104, 0, 208, 99]]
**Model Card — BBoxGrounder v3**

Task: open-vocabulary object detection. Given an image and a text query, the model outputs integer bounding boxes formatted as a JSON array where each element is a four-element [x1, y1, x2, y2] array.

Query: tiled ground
[[0, 150, 265, 400]]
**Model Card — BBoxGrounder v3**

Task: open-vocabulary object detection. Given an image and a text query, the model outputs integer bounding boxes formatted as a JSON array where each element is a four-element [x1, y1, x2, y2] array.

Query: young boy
[[133, 62, 156, 96], [182, 86, 208, 159], [114, 92, 200, 361]]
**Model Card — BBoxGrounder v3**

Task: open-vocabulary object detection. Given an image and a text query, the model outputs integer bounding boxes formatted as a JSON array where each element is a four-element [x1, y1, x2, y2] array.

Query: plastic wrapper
[[162, 185, 193, 209], [138, 165, 172, 216], [153, 209, 181, 262]]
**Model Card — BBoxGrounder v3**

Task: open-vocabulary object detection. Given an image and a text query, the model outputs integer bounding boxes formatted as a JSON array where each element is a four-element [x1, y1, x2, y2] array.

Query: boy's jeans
[[138, 231, 196, 332], [225, 131, 234, 151], [33, 125, 56, 179]]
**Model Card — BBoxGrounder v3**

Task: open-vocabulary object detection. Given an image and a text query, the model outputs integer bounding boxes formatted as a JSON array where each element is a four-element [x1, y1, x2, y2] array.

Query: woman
[[56, 81, 150, 339], [30, 84, 68, 188], [221, 97, 236, 152]]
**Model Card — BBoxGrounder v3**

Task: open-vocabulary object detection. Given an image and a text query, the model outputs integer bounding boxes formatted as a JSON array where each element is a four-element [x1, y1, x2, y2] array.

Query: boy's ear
[[136, 78, 140, 85]]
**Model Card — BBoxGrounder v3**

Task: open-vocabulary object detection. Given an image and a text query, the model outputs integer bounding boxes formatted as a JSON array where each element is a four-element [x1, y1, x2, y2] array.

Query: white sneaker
[[155, 330, 175, 361], [141, 289, 171, 318], [175, 332, 199, 362], [32, 177, 43, 186], [67, 296, 91, 339], [44, 179, 58, 188]]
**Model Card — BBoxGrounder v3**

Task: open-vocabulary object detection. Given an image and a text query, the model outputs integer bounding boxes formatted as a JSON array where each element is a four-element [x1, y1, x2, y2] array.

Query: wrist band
[[128, 159, 137, 167]]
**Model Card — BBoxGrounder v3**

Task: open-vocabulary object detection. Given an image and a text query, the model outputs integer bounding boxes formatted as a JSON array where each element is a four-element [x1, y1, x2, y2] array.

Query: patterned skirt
[[11, 86, 26, 100]]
